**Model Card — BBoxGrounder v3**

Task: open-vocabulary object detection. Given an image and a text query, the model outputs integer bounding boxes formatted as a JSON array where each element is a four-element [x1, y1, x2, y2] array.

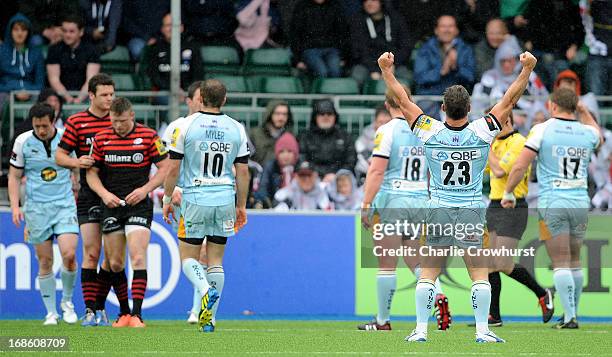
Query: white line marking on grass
[[74, 352, 594, 356]]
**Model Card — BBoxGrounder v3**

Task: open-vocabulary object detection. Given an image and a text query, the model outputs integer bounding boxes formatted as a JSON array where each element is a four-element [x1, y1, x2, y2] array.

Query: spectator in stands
[[349, 0, 410, 86], [79, 0, 122, 55], [289, 0, 350, 78], [274, 160, 331, 210], [46, 15, 100, 104], [145, 13, 203, 99], [509, 0, 584, 89], [472, 36, 548, 127], [235, 0, 283, 52], [326, 169, 362, 211], [121, 0, 168, 60], [474, 18, 509, 81], [249, 99, 293, 165], [18, 0, 79, 46], [581, 0, 611, 96], [354, 105, 391, 183], [298, 99, 356, 182], [254, 132, 300, 208], [0, 13, 45, 111], [182, 0, 240, 51], [414, 15, 475, 117]]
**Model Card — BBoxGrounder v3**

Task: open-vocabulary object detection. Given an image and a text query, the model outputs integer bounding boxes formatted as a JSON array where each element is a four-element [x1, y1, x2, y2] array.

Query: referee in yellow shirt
[[485, 111, 554, 326]]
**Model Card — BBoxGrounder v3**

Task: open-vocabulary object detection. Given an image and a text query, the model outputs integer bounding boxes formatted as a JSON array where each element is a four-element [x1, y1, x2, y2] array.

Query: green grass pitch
[[1, 320, 611, 356]]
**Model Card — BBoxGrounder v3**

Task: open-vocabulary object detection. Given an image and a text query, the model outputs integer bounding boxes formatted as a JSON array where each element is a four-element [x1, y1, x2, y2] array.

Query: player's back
[[411, 114, 501, 207], [178, 111, 249, 206], [525, 118, 600, 207], [374, 118, 428, 198], [11, 129, 73, 203]]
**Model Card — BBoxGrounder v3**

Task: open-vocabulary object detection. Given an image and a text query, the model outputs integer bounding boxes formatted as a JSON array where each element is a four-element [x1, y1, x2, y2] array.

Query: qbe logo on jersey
[[107, 221, 181, 309]]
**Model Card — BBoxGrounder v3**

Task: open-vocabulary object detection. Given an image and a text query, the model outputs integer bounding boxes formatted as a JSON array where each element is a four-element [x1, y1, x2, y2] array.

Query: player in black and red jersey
[[55, 73, 117, 326], [86, 97, 169, 328]]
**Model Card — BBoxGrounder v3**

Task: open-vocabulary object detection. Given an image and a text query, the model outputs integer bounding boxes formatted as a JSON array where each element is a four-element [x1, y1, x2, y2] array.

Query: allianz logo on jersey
[[105, 153, 145, 164], [552, 145, 590, 159], [1, 221, 181, 310], [198, 141, 232, 153], [432, 149, 481, 161]]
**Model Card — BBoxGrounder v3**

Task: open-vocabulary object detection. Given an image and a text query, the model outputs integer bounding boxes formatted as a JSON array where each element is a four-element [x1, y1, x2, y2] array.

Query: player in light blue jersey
[[8, 103, 79, 326], [502, 88, 602, 329], [380, 50, 537, 343], [163, 79, 251, 332], [359, 86, 451, 331], [161, 81, 210, 324]]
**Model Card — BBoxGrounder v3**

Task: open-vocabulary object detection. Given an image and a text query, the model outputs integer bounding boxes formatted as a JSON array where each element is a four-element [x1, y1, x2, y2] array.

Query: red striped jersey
[[92, 123, 168, 198], [58, 110, 111, 188]]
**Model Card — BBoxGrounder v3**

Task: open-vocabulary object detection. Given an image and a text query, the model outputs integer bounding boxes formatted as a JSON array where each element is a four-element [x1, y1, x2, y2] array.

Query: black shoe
[[467, 315, 502, 327], [553, 318, 579, 329]]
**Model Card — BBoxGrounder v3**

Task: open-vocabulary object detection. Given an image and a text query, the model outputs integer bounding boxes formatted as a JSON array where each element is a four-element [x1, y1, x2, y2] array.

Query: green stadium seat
[[311, 78, 359, 95], [244, 48, 292, 76], [362, 79, 386, 95], [100, 46, 132, 73], [112, 74, 136, 91], [201, 46, 241, 75], [206, 75, 250, 105], [260, 76, 303, 94]]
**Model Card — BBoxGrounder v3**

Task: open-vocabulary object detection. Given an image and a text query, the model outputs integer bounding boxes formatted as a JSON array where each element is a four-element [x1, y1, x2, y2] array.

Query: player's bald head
[[442, 85, 470, 120]]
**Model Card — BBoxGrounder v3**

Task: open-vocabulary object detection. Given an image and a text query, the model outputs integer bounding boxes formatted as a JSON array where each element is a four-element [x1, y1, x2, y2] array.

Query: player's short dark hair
[[88, 73, 115, 94], [200, 79, 226, 108], [443, 85, 470, 120], [62, 14, 84, 29], [550, 88, 578, 113], [187, 81, 203, 100], [385, 84, 411, 109], [29, 103, 55, 122], [374, 105, 390, 119], [110, 97, 133, 115]]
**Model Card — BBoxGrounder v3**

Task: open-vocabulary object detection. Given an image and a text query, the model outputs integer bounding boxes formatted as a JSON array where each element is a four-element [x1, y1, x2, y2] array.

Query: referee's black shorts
[[486, 198, 528, 240], [77, 186, 102, 225], [101, 198, 153, 234]]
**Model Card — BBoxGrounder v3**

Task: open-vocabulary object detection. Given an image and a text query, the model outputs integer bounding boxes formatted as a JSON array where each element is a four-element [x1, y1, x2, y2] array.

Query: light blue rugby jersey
[[371, 118, 429, 198], [10, 129, 74, 203], [168, 111, 250, 206], [410, 114, 501, 207], [524, 118, 600, 207]]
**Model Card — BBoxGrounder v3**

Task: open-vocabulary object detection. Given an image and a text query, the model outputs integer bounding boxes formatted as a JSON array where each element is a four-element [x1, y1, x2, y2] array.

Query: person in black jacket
[[349, 0, 410, 86], [289, 0, 350, 78], [79, 0, 122, 55], [145, 13, 203, 96], [120, 0, 168, 60], [298, 99, 356, 183]]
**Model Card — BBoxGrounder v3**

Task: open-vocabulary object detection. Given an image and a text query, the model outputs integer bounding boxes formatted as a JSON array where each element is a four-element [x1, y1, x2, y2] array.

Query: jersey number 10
[[202, 152, 225, 177]]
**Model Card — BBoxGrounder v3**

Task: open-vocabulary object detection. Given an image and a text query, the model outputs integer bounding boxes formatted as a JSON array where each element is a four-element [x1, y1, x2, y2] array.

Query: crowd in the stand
[[0, 0, 611, 210]]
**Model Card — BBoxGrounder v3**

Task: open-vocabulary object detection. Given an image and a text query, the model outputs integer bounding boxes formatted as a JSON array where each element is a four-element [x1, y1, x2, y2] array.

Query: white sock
[[191, 264, 207, 313], [414, 279, 436, 333], [471, 280, 491, 334], [376, 271, 396, 325], [60, 266, 76, 303], [182, 258, 210, 296], [413, 266, 422, 280], [39, 273, 57, 315], [571, 268, 583, 315], [207, 265, 225, 321], [554, 268, 576, 322]]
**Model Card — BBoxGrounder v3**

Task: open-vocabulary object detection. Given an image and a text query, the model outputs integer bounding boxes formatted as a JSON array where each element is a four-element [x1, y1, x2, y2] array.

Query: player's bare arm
[[234, 162, 250, 231], [577, 101, 603, 149], [125, 157, 170, 206], [487, 149, 506, 179], [360, 157, 388, 229], [501, 148, 537, 208], [378, 52, 423, 126], [55, 147, 95, 169], [86, 166, 121, 208], [162, 158, 181, 223], [489, 52, 537, 124], [7, 166, 24, 226]]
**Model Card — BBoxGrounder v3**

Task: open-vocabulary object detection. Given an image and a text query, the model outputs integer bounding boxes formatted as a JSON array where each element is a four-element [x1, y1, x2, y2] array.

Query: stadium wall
[[0, 211, 610, 319]]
